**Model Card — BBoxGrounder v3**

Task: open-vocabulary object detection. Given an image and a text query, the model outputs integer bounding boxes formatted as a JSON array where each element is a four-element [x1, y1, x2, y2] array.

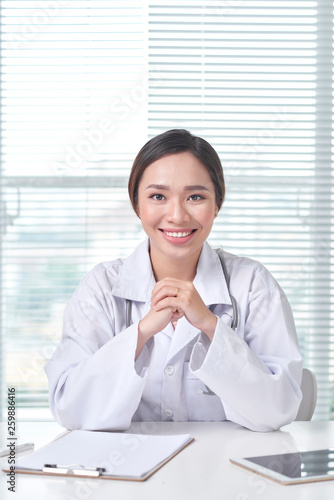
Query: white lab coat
[[45, 239, 302, 432]]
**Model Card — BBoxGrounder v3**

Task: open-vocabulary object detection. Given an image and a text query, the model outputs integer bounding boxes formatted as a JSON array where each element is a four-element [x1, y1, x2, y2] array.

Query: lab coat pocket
[[183, 362, 226, 421]]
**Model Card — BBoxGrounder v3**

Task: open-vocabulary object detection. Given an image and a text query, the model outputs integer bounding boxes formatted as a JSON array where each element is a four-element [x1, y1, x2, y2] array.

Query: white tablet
[[230, 448, 334, 485]]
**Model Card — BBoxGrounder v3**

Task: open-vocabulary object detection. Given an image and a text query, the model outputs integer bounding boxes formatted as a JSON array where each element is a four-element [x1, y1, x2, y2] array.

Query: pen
[[0, 442, 35, 458]]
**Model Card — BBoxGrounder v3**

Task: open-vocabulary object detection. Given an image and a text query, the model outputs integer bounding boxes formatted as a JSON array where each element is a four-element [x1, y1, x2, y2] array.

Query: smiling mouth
[[160, 229, 197, 238]]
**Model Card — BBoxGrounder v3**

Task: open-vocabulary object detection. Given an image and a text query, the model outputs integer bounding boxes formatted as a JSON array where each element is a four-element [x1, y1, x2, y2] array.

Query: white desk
[[1, 420, 334, 500]]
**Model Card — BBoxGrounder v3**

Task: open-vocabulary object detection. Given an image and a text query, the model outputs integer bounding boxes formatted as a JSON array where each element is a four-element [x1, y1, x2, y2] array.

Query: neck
[[149, 246, 202, 282]]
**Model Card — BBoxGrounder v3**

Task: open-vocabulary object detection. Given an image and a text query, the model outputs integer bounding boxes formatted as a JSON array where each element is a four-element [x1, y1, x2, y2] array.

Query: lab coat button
[[165, 364, 175, 375], [163, 409, 173, 419]]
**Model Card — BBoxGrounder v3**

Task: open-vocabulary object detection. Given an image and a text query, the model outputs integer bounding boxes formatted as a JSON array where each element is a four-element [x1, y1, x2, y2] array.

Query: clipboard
[[3, 430, 194, 481]]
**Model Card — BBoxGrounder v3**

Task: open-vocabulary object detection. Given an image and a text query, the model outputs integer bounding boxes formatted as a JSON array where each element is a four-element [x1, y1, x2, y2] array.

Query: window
[[1, 0, 333, 420]]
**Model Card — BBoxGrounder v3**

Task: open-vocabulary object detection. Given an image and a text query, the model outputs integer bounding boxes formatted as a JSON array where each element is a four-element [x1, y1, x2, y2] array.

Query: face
[[136, 151, 218, 268]]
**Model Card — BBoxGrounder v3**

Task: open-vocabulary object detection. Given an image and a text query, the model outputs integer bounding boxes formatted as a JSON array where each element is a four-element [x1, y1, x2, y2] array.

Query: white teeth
[[165, 231, 192, 238]]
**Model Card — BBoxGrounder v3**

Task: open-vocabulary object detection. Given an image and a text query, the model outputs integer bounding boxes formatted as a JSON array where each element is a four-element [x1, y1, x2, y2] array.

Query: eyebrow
[[145, 184, 210, 191]]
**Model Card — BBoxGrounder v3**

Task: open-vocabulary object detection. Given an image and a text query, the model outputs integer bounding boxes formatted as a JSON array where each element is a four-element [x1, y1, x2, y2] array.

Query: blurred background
[[0, 0, 333, 421]]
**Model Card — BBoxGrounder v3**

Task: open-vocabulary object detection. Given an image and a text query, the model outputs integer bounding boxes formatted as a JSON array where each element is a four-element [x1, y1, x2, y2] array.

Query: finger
[[152, 278, 185, 296], [153, 296, 181, 312], [171, 310, 184, 322], [151, 285, 182, 307]]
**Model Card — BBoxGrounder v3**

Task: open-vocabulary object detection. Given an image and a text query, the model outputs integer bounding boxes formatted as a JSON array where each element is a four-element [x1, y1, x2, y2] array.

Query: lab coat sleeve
[[189, 288, 303, 432], [45, 293, 154, 431]]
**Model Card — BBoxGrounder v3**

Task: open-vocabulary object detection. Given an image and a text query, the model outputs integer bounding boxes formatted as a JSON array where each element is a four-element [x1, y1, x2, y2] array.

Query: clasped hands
[[138, 278, 217, 344]]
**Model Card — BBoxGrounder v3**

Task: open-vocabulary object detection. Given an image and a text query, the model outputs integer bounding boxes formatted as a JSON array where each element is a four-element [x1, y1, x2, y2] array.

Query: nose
[[166, 198, 190, 224]]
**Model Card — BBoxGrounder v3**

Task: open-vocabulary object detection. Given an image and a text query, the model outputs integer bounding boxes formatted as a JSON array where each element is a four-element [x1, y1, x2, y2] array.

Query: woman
[[45, 129, 302, 432]]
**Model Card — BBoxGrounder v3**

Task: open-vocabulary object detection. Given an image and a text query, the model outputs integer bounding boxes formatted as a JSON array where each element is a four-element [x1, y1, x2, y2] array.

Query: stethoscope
[[208, 248, 238, 331], [125, 248, 238, 396]]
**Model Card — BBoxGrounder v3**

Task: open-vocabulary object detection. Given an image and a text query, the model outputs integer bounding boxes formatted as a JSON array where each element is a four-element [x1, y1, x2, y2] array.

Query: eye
[[150, 194, 165, 201], [188, 194, 204, 201]]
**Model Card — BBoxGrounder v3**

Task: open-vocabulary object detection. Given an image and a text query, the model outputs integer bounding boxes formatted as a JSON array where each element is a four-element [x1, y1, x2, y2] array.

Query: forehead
[[139, 151, 214, 186]]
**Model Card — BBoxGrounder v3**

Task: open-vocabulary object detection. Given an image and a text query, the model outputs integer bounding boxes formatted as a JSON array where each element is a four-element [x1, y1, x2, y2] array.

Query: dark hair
[[128, 129, 225, 213]]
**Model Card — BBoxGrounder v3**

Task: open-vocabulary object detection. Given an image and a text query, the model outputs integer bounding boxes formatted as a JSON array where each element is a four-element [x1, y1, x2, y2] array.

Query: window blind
[[0, 0, 147, 420], [148, 0, 333, 419], [1, 0, 333, 421]]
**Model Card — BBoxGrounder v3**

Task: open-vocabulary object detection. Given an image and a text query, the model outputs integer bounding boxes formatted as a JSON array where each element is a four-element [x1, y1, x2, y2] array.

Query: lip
[[159, 228, 197, 244]]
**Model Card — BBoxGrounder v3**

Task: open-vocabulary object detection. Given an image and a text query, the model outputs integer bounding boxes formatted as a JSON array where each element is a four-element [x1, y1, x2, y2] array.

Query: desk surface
[[1, 420, 334, 500]]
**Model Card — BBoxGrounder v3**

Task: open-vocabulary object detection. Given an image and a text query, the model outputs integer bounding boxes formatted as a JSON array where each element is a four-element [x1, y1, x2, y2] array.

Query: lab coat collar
[[111, 239, 155, 302], [111, 238, 232, 309], [193, 241, 232, 308]]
